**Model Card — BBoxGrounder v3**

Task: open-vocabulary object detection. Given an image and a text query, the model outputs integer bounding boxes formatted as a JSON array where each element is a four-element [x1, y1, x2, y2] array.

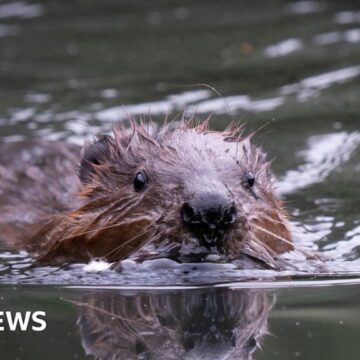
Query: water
[[1, 0, 360, 358], [2, 282, 360, 359]]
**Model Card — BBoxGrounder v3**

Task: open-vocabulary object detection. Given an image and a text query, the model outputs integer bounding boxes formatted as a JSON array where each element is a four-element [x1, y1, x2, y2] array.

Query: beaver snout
[[181, 192, 237, 248]]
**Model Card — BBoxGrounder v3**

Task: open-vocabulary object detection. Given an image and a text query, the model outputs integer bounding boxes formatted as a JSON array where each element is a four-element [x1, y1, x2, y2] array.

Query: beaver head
[[33, 120, 293, 266]]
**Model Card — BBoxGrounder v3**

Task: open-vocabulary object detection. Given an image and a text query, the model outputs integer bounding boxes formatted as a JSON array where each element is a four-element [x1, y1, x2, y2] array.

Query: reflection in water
[[76, 289, 274, 360]]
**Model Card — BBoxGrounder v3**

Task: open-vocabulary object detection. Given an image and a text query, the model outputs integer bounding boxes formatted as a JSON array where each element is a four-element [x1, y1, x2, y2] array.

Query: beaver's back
[[0, 141, 81, 246]]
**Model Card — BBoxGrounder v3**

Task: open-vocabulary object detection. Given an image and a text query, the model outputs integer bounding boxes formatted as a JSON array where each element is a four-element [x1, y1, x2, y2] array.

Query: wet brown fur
[[0, 120, 293, 266]]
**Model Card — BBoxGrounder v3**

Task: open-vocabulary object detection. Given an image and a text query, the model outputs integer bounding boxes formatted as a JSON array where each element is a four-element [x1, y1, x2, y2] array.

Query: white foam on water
[[278, 131, 360, 195], [320, 224, 360, 263], [264, 38, 303, 58], [83, 259, 112, 273]]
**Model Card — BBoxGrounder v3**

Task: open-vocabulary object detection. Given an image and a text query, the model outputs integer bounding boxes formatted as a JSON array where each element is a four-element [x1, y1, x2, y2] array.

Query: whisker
[[249, 214, 286, 227], [89, 196, 141, 226], [242, 239, 278, 269], [95, 195, 137, 215], [251, 223, 314, 258], [57, 196, 144, 243], [104, 223, 157, 259], [251, 223, 293, 246], [58, 217, 147, 242], [105, 211, 169, 259], [62, 298, 147, 326]]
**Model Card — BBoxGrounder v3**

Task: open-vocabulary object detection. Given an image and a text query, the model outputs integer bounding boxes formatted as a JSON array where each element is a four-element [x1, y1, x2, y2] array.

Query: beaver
[[0, 120, 293, 267], [76, 288, 273, 360]]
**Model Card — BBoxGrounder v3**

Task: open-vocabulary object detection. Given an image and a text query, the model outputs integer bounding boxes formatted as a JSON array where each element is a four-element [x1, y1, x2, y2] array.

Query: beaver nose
[[181, 192, 237, 248]]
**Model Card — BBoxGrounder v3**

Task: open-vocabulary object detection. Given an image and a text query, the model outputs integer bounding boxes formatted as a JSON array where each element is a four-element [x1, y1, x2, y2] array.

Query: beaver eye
[[246, 172, 255, 188], [134, 171, 148, 191]]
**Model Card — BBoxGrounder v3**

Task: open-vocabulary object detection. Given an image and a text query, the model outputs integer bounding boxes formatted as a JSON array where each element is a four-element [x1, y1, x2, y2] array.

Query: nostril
[[181, 203, 195, 224], [181, 195, 236, 248], [223, 203, 237, 225]]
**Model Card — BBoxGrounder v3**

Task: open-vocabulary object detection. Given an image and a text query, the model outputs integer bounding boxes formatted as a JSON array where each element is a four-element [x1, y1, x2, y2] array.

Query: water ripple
[[278, 131, 360, 195], [0, 1, 43, 19]]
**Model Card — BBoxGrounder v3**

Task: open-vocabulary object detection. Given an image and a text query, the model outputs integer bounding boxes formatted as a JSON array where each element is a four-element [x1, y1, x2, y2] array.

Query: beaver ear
[[79, 135, 113, 183]]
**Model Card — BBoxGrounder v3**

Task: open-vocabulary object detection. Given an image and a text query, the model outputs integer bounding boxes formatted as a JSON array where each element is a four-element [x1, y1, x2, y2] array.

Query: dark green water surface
[[1, 282, 360, 359], [1, 0, 360, 358]]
